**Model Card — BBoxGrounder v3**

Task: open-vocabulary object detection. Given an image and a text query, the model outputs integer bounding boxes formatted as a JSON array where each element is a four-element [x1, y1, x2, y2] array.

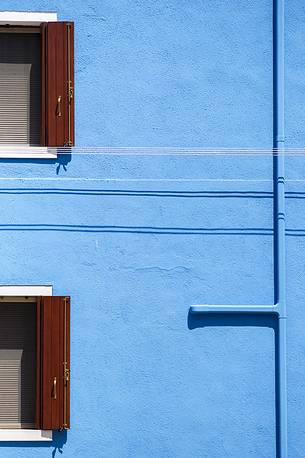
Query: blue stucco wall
[[0, 1, 302, 457]]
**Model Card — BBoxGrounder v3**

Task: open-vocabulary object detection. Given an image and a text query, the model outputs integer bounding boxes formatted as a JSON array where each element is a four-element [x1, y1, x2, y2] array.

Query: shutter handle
[[52, 377, 57, 400], [56, 96, 62, 117]]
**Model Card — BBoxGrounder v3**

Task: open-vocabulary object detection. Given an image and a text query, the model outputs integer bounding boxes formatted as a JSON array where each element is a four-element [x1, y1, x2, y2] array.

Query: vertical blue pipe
[[273, 0, 287, 456]]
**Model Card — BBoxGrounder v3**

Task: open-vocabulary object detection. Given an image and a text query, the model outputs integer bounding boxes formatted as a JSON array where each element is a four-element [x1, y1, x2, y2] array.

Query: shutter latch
[[52, 377, 57, 400], [56, 96, 62, 117]]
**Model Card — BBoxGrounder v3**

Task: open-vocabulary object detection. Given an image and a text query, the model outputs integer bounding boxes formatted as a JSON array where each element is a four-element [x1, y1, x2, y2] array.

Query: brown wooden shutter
[[41, 22, 74, 147], [37, 296, 70, 430]]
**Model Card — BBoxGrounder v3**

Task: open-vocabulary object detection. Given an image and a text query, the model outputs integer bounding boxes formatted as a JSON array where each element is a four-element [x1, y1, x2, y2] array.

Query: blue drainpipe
[[274, 0, 287, 456], [190, 0, 287, 455]]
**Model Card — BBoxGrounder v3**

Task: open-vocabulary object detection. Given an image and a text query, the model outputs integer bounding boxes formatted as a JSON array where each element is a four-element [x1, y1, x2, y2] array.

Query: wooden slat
[[40, 24, 47, 146], [66, 23, 74, 146], [52, 298, 60, 426], [41, 297, 52, 429], [56, 25, 65, 146], [35, 298, 41, 429], [65, 297, 70, 428]]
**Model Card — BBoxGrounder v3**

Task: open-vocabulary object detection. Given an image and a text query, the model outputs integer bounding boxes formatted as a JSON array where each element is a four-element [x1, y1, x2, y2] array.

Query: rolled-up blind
[[0, 64, 30, 144], [0, 32, 41, 145], [0, 303, 36, 428]]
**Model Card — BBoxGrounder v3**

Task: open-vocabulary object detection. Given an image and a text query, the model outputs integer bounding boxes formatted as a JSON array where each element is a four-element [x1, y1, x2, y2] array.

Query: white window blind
[[0, 302, 36, 428], [0, 32, 41, 145]]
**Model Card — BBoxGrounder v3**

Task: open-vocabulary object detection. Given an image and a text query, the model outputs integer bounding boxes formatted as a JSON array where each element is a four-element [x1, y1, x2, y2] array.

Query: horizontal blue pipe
[[190, 304, 280, 315]]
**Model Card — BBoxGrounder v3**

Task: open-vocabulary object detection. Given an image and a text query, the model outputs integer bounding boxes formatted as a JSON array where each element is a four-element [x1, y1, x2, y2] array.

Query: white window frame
[[0, 284, 53, 441], [0, 12, 58, 159]]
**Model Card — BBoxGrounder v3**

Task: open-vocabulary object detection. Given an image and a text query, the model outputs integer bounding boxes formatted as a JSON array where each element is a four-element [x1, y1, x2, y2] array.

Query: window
[[0, 294, 70, 435], [0, 14, 74, 149]]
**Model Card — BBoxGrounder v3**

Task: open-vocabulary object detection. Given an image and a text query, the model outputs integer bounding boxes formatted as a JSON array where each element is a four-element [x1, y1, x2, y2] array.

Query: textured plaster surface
[[0, 1, 302, 457]]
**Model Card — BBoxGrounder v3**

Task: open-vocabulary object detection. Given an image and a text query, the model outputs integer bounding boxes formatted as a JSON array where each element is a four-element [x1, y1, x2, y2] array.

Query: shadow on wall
[[188, 312, 280, 458], [0, 187, 302, 235], [0, 150, 72, 174], [188, 311, 277, 330], [0, 430, 67, 456], [55, 151, 72, 174], [1, 186, 305, 237]]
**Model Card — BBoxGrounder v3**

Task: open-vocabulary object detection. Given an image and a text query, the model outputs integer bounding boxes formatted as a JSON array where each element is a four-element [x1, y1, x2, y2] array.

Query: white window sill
[[0, 146, 57, 159], [0, 430, 52, 441]]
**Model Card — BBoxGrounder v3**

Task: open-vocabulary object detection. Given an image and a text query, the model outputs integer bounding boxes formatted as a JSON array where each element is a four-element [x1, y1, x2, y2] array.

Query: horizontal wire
[[0, 178, 301, 183], [3, 147, 305, 155], [0, 178, 274, 182], [0, 178, 302, 182]]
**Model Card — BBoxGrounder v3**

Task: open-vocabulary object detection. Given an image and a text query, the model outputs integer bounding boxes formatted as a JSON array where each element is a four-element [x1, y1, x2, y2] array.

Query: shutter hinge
[[63, 362, 70, 384], [68, 81, 73, 103], [63, 296, 69, 429]]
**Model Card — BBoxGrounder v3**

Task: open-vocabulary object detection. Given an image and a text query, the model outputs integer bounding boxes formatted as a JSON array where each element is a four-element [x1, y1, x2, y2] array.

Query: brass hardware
[[63, 296, 69, 428], [52, 377, 57, 400], [64, 361, 70, 384], [67, 24, 73, 146], [68, 81, 73, 102], [56, 96, 62, 117]]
